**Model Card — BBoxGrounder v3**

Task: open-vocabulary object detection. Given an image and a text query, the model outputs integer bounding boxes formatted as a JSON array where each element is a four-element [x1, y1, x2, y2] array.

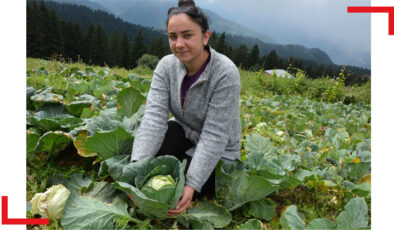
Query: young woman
[[130, 0, 241, 216]]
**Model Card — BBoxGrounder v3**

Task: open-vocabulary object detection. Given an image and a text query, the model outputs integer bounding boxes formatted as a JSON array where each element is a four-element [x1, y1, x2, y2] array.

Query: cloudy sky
[[196, 0, 371, 67]]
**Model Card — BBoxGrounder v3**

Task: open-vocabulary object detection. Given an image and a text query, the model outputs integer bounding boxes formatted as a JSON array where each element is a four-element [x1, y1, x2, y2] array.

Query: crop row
[[26, 65, 370, 229]]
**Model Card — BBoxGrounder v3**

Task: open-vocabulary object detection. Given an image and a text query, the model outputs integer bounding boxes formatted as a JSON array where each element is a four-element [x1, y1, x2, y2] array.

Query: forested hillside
[[27, 0, 370, 85]]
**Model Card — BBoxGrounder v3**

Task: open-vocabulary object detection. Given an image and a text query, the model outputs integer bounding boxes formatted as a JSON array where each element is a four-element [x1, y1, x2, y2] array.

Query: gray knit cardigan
[[130, 47, 242, 192]]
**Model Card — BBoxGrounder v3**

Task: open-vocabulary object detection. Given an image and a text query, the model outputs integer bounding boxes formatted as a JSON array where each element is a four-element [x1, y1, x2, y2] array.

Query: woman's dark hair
[[167, 0, 210, 50]]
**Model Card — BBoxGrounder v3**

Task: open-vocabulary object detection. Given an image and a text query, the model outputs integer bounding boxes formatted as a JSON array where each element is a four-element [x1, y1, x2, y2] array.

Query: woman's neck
[[185, 50, 210, 75]]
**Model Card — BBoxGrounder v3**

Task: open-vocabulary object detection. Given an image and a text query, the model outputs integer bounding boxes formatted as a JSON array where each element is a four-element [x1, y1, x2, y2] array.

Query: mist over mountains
[[197, 0, 371, 69], [98, 0, 371, 69], [92, 0, 277, 44], [47, 0, 277, 43], [42, 0, 370, 69]]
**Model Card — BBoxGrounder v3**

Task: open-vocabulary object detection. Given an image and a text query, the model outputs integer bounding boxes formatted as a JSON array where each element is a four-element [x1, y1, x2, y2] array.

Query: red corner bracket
[[1, 196, 49, 225], [348, 6, 394, 35]]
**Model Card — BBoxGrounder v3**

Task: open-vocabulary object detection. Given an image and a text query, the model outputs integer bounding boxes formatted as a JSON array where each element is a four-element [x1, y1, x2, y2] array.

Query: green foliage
[[117, 87, 146, 117], [132, 65, 154, 77], [240, 67, 370, 104], [242, 198, 276, 221], [307, 219, 336, 230], [322, 66, 348, 102], [236, 219, 263, 229], [215, 159, 279, 211], [279, 205, 306, 230], [86, 126, 134, 160], [278, 197, 369, 229], [27, 131, 72, 168], [61, 183, 137, 229], [137, 54, 160, 70], [26, 60, 370, 229], [176, 202, 232, 229]]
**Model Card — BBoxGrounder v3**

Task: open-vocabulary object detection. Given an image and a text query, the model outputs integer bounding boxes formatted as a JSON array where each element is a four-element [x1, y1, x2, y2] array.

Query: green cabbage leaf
[[114, 155, 186, 218]]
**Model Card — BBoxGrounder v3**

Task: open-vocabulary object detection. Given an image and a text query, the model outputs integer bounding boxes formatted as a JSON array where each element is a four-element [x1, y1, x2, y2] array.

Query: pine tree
[[226, 46, 233, 59], [92, 24, 108, 66], [130, 29, 147, 68], [246, 44, 260, 70], [149, 36, 166, 58], [209, 31, 217, 48], [63, 21, 77, 60], [85, 22, 96, 64], [305, 64, 313, 78], [232, 44, 248, 68], [264, 50, 280, 70], [48, 8, 63, 56], [121, 33, 131, 69], [108, 30, 122, 67], [26, 1, 38, 57], [39, 1, 54, 58], [215, 32, 228, 55], [326, 65, 334, 78], [314, 64, 324, 79], [73, 23, 84, 61], [27, 0, 49, 58]]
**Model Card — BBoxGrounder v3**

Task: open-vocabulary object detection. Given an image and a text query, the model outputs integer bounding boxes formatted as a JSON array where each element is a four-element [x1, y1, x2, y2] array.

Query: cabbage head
[[141, 174, 176, 204], [114, 156, 186, 218], [143, 174, 175, 190], [30, 184, 71, 221]]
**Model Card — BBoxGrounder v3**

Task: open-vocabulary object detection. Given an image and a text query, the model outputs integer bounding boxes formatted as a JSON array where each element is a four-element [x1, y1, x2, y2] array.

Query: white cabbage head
[[144, 175, 175, 191], [30, 184, 71, 221]]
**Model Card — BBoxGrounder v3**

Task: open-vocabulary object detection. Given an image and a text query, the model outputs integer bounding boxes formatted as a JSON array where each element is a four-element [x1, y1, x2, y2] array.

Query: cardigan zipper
[[182, 92, 189, 116], [181, 81, 205, 117]]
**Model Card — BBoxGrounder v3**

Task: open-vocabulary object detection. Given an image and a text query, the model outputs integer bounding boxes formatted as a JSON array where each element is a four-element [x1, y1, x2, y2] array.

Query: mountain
[[195, 0, 371, 69], [204, 8, 276, 45], [88, 0, 276, 44], [224, 34, 333, 65], [43, 0, 112, 12], [40, 0, 167, 46], [68, 0, 332, 63], [42, 0, 369, 69], [41, 0, 333, 65]]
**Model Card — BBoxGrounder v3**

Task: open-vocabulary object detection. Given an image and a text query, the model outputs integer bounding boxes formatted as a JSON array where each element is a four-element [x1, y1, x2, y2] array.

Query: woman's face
[[167, 13, 210, 66]]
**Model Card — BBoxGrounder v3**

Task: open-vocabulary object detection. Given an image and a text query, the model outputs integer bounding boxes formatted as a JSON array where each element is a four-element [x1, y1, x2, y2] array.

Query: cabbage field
[[26, 59, 371, 229]]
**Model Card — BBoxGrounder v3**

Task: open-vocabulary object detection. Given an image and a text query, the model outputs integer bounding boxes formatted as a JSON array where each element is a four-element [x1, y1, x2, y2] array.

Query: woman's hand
[[127, 193, 138, 207], [167, 185, 195, 216]]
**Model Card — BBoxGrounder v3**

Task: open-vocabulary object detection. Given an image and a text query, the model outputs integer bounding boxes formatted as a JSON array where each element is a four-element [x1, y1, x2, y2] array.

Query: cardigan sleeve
[[185, 65, 241, 192], [130, 59, 171, 161]]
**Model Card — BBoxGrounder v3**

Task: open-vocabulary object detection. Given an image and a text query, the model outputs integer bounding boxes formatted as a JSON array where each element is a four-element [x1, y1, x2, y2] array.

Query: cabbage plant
[[114, 155, 186, 218], [140, 174, 176, 204], [30, 184, 71, 222]]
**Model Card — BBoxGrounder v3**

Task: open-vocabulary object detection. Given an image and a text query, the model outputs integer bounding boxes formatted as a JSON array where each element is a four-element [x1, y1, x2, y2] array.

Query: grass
[[239, 68, 370, 104], [26, 58, 154, 79], [27, 58, 370, 105]]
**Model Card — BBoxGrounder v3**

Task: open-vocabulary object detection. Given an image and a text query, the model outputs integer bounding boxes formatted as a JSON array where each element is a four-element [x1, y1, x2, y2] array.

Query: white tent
[[265, 69, 294, 79]]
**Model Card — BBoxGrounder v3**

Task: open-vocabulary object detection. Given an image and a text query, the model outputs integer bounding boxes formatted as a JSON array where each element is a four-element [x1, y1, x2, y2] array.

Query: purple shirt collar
[[181, 54, 211, 106]]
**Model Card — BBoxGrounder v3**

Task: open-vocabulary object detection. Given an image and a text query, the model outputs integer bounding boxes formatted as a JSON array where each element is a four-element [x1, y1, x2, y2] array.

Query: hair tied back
[[178, 0, 195, 7]]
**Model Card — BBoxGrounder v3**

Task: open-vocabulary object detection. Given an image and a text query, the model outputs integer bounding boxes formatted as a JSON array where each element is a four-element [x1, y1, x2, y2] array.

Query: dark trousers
[[156, 120, 215, 199]]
